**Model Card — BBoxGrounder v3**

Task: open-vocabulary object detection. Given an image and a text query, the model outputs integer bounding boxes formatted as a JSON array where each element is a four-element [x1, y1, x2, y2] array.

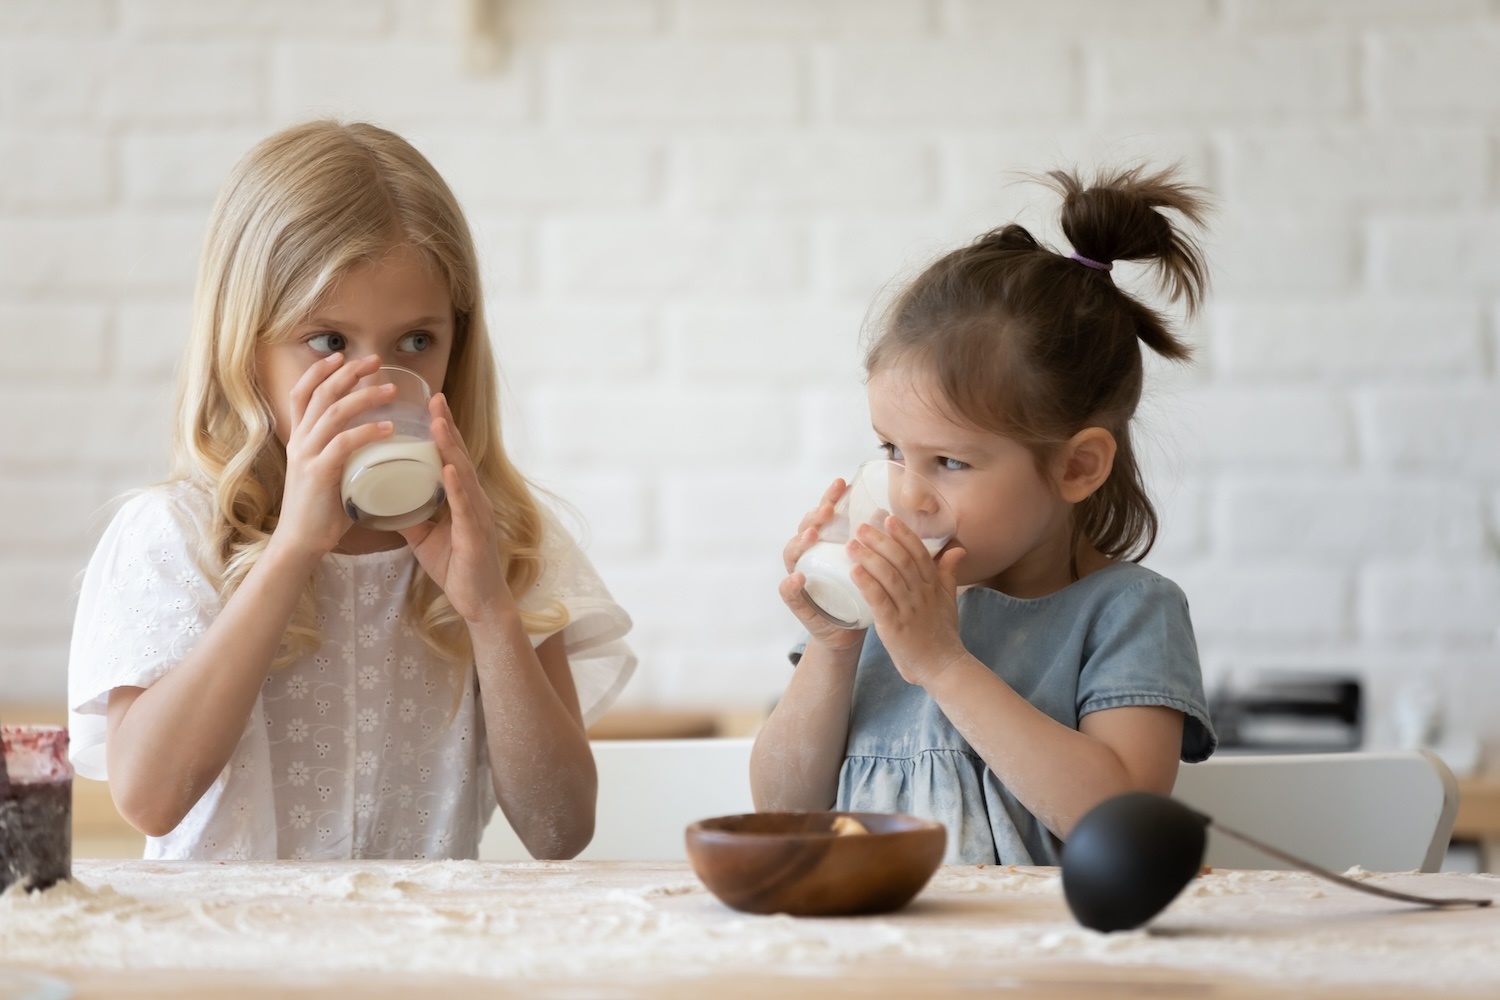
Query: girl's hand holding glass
[[397, 392, 507, 626], [846, 513, 968, 688], [274, 352, 395, 561], [779, 479, 869, 655]]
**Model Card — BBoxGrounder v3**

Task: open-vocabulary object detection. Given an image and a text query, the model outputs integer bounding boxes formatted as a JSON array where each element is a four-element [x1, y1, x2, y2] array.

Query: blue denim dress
[[791, 561, 1216, 865]]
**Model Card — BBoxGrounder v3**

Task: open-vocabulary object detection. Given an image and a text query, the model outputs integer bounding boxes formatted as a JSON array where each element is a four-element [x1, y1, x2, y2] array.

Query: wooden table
[[1455, 770, 1500, 872], [2, 860, 1497, 999]]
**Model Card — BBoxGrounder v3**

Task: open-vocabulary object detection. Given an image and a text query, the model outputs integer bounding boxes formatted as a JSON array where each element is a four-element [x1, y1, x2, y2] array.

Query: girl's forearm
[[749, 642, 861, 812], [107, 540, 319, 837], [923, 657, 1151, 839], [469, 611, 597, 860]]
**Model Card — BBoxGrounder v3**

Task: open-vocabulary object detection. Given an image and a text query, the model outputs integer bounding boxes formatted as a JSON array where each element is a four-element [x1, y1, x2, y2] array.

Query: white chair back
[[479, 738, 755, 861], [1171, 750, 1458, 872]]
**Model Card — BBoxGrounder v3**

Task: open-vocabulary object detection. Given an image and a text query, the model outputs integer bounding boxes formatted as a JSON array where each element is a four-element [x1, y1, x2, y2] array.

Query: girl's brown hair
[[865, 164, 1210, 573]]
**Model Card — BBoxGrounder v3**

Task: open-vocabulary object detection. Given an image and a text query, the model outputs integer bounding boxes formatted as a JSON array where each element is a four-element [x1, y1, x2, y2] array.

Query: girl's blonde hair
[[171, 119, 564, 670]]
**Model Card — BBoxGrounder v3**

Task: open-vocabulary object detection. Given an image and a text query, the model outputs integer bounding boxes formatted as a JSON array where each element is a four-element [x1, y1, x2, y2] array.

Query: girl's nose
[[901, 481, 940, 515]]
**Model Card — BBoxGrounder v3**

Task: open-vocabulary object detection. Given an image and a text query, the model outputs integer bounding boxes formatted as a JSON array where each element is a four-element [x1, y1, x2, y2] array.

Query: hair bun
[[1046, 165, 1210, 315]]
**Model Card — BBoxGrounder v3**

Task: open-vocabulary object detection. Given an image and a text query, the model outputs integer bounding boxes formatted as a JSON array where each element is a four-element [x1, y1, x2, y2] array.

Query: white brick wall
[[3, 0, 1499, 754]]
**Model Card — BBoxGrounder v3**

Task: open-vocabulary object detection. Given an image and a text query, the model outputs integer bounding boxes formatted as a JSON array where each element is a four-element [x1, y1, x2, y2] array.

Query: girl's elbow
[[111, 777, 188, 839], [524, 815, 594, 861]]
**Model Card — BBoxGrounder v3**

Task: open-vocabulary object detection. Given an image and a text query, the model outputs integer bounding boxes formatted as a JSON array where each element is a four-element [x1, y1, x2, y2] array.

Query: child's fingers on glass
[[298, 354, 378, 430], [302, 383, 397, 452], [430, 395, 479, 468], [321, 419, 395, 469], [288, 351, 344, 424], [848, 562, 898, 616], [853, 523, 920, 583], [848, 537, 913, 598], [883, 514, 938, 577], [783, 526, 819, 574], [778, 573, 824, 621]]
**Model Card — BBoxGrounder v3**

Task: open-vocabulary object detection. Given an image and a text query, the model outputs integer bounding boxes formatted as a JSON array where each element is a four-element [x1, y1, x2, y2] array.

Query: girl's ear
[[1054, 427, 1117, 504]]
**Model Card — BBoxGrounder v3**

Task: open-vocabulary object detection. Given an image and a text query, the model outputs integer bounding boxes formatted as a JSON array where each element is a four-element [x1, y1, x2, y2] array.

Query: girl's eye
[[940, 457, 969, 472], [307, 332, 346, 354], [879, 442, 903, 461], [397, 332, 433, 353]]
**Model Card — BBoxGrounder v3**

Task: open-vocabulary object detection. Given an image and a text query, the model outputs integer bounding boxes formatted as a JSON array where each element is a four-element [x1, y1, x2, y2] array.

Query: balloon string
[[1211, 822, 1492, 909]]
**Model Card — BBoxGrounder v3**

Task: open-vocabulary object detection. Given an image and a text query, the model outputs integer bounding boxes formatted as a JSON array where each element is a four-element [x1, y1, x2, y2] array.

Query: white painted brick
[[1227, 0, 1486, 25], [529, 470, 652, 558], [820, 216, 979, 300], [603, 561, 791, 646], [105, 43, 264, 124], [1359, 388, 1500, 477], [0, 215, 204, 295], [488, 301, 654, 380], [0, 643, 71, 705], [541, 218, 806, 296], [799, 383, 883, 469], [1173, 387, 1353, 467], [663, 302, 866, 381], [274, 43, 531, 125], [0, 477, 113, 552], [947, 132, 1211, 213], [659, 468, 838, 558], [391, 0, 661, 38], [0, 387, 173, 474], [0, 559, 83, 638], [1225, 130, 1486, 209], [1092, 37, 1353, 118], [1369, 29, 1500, 115], [1217, 300, 1483, 379], [826, 41, 1074, 123], [0, 304, 109, 380], [122, 130, 262, 207], [117, 302, 192, 379], [1140, 477, 1209, 561], [418, 135, 658, 210], [549, 42, 801, 124], [676, 0, 930, 35], [952, 0, 1215, 31], [0, 0, 113, 34], [122, 0, 388, 35], [1172, 564, 1350, 641], [0, 133, 113, 209], [1370, 216, 1500, 294], [1212, 216, 1358, 296], [1360, 563, 1500, 641], [0, 41, 112, 124], [672, 137, 935, 210], [526, 387, 794, 465], [465, 216, 531, 294], [1222, 479, 1485, 559]]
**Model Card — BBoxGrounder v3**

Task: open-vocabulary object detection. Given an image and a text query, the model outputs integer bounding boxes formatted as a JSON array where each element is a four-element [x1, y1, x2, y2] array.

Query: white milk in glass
[[793, 459, 954, 631], [341, 435, 442, 530], [339, 365, 445, 531], [796, 536, 945, 631]]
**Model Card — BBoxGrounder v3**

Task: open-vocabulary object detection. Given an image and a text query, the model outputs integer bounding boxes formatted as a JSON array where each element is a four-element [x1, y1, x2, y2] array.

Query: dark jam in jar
[[0, 725, 73, 893]]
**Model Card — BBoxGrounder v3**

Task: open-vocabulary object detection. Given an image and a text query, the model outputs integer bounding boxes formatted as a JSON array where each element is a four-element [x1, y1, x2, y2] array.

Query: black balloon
[[1061, 792, 1210, 932]]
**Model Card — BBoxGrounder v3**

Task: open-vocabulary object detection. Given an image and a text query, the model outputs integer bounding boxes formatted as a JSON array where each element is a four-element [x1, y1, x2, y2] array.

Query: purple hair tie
[[1068, 252, 1113, 272]]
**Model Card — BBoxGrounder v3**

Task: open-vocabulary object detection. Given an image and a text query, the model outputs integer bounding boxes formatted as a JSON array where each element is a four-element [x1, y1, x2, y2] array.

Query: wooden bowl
[[684, 811, 946, 916]]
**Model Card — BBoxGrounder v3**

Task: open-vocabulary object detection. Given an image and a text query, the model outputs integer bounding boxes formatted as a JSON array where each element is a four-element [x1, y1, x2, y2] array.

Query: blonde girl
[[68, 121, 634, 861], [752, 166, 1216, 865]]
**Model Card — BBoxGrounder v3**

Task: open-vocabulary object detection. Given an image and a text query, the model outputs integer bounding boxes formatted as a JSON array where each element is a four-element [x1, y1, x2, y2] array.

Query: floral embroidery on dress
[[67, 485, 635, 862]]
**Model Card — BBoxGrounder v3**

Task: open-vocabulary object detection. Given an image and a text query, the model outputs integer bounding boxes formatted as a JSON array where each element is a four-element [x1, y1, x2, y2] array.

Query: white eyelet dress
[[66, 482, 635, 861]]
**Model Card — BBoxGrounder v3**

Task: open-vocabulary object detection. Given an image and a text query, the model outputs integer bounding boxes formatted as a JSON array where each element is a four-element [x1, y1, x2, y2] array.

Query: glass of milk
[[340, 365, 445, 531], [794, 459, 955, 630]]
